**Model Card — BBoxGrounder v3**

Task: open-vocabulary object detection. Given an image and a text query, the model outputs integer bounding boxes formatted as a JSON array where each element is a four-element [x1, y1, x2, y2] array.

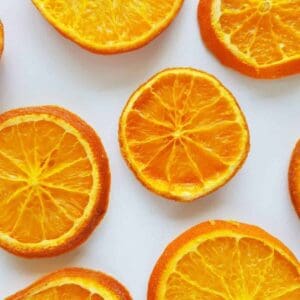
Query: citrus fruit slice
[[32, 0, 184, 54], [0, 106, 110, 257], [198, 0, 300, 78], [6, 268, 132, 299], [148, 220, 300, 300], [289, 140, 300, 217], [0, 20, 3, 57], [119, 68, 250, 202]]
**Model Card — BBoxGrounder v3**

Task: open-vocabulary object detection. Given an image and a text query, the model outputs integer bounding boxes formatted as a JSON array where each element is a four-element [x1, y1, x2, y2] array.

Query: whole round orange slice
[[32, 0, 184, 54], [289, 140, 300, 217], [6, 268, 132, 299], [148, 220, 300, 300], [0, 20, 4, 57], [119, 68, 250, 202], [0, 106, 110, 257], [198, 0, 300, 78]]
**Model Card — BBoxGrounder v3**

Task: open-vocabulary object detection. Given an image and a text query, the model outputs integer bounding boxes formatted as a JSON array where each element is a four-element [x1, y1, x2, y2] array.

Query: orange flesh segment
[[0, 118, 92, 244], [120, 69, 249, 200], [166, 237, 300, 299], [32, 0, 183, 53], [215, 0, 300, 67], [29, 284, 104, 300]]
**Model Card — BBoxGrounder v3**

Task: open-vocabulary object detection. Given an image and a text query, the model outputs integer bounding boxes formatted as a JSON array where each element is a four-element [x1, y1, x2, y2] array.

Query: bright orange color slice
[[148, 220, 300, 300], [0, 20, 3, 57], [0, 106, 110, 257], [289, 140, 300, 217], [6, 268, 132, 299], [119, 68, 249, 202], [198, 0, 300, 78], [32, 0, 184, 54]]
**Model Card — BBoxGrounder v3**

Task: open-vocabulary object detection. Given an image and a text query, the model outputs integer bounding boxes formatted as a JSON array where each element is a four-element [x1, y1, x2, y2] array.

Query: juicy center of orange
[[171, 122, 186, 139], [25, 162, 51, 190], [28, 174, 40, 188], [259, 0, 272, 13]]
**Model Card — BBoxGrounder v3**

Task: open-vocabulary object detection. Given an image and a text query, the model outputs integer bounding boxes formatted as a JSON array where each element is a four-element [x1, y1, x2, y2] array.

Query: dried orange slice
[[119, 68, 249, 202], [198, 0, 300, 78], [148, 220, 300, 300], [0, 20, 3, 57], [32, 0, 184, 54], [0, 106, 110, 257], [289, 140, 300, 217], [6, 268, 132, 299]]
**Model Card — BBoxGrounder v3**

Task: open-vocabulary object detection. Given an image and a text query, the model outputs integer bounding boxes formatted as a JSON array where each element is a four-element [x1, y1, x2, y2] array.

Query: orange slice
[[119, 68, 250, 202], [0, 20, 3, 57], [6, 268, 132, 299], [0, 106, 110, 257], [198, 0, 300, 78], [148, 220, 300, 300], [289, 140, 300, 217], [32, 0, 184, 54]]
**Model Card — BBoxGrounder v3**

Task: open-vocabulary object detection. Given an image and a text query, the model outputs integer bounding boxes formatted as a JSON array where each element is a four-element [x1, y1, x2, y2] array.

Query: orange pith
[[289, 140, 300, 217], [31, 0, 184, 54], [119, 68, 249, 202], [0, 106, 110, 257], [6, 268, 132, 300], [148, 220, 300, 300], [198, 0, 300, 78], [0, 20, 3, 57]]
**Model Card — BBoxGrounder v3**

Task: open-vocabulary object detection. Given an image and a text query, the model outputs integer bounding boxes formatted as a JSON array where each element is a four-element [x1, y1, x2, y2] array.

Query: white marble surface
[[0, 0, 299, 299]]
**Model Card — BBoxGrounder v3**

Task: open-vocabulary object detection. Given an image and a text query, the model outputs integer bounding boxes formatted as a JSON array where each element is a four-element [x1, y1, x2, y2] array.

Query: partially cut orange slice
[[289, 140, 300, 217], [0, 20, 3, 57], [119, 68, 250, 202], [148, 220, 300, 300], [198, 0, 300, 78], [6, 268, 132, 299], [0, 106, 110, 257], [32, 0, 184, 54]]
